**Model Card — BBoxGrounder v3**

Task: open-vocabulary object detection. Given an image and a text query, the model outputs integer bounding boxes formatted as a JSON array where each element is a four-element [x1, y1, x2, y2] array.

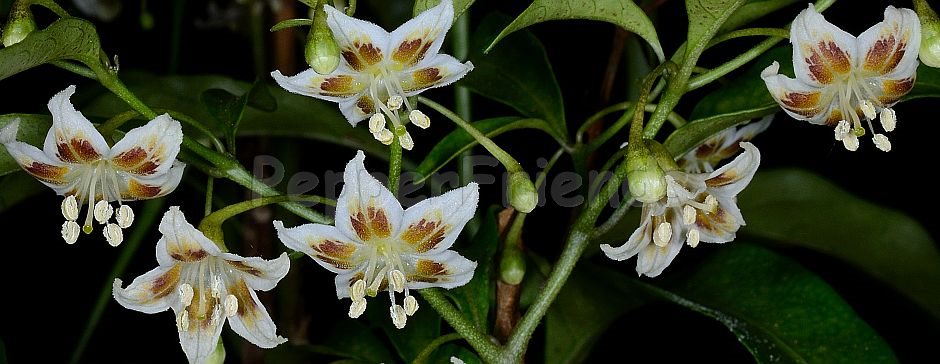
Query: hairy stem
[[420, 289, 502, 363]]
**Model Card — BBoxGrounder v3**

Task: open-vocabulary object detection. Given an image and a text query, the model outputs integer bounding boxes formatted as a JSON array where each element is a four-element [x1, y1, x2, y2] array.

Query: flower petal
[[222, 252, 291, 291], [0, 120, 76, 193], [112, 264, 181, 314], [159, 206, 222, 263], [387, 0, 454, 68], [694, 196, 744, 244], [333, 270, 363, 299], [271, 66, 370, 103], [761, 62, 838, 125], [336, 151, 404, 243], [174, 287, 226, 364], [337, 94, 378, 126], [635, 220, 684, 278], [715, 116, 773, 160], [601, 205, 654, 261], [274, 221, 363, 273], [43, 85, 110, 164], [405, 250, 477, 290], [226, 278, 287, 349], [868, 57, 917, 107], [857, 6, 920, 78], [324, 4, 389, 72], [108, 114, 182, 177], [704, 142, 761, 199], [119, 161, 186, 200], [789, 4, 858, 86], [399, 182, 478, 254], [398, 55, 473, 96]]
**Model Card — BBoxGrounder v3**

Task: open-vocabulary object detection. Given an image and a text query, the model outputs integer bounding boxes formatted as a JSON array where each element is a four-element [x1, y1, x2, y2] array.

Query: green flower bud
[[626, 141, 667, 203], [915, 0, 940, 67], [205, 338, 226, 364], [2, 1, 36, 47], [499, 245, 526, 285], [508, 171, 538, 213], [305, 3, 340, 74]]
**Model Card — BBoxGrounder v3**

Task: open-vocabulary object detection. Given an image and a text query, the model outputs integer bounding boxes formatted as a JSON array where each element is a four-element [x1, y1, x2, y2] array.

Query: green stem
[[420, 97, 525, 175], [97, 108, 225, 152], [205, 176, 214, 217], [389, 131, 403, 196], [706, 27, 789, 48], [584, 102, 685, 153], [412, 333, 463, 364], [500, 153, 632, 362], [198, 195, 334, 246], [51, 60, 97, 79], [69, 199, 165, 364], [592, 197, 634, 239], [420, 289, 501, 363], [687, 36, 783, 92], [576, 101, 631, 144]]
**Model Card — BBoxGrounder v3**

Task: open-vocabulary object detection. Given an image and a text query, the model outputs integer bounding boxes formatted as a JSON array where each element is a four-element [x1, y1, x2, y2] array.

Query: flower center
[[363, 65, 429, 150], [346, 238, 419, 329], [175, 258, 239, 333], [833, 73, 896, 152], [59, 160, 135, 246]]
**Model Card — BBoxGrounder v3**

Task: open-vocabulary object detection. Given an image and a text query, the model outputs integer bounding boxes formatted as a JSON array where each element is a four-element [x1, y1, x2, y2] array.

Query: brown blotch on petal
[[881, 77, 915, 103], [393, 39, 423, 64], [357, 42, 383, 65], [148, 264, 182, 299], [320, 75, 355, 96], [350, 211, 372, 241], [342, 50, 363, 71], [126, 180, 163, 199], [410, 68, 443, 90], [818, 40, 852, 74], [57, 138, 101, 164], [781, 92, 820, 109], [367, 207, 391, 238], [415, 259, 448, 277], [227, 260, 264, 277], [113, 147, 147, 168], [232, 279, 259, 322], [804, 51, 834, 85], [24, 162, 68, 184], [706, 171, 738, 188], [313, 239, 357, 259], [170, 247, 209, 262], [864, 34, 899, 73]]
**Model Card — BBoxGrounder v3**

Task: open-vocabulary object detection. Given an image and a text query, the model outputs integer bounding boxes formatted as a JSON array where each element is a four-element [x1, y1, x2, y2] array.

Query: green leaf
[[0, 114, 52, 177], [0, 17, 101, 81], [545, 264, 646, 364], [686, 0, 747, 53], [485, 0, 663, 61], [369, 298, 440, 362], [0, 172, 44, 212], [460, 14, 567, 139], [904, 65, 940, 100], [663, 105, 776, 157], [316, 321, 398, 363], [740, 169, 940, 319], [719, 0, 801, 33], [201, 88, 249, 137], [445, 207, 499, 330], [412, 0, 474, 19], [415, 117, 555, 183], [661, 244, 897, 363], [270, 18, 312, 32]]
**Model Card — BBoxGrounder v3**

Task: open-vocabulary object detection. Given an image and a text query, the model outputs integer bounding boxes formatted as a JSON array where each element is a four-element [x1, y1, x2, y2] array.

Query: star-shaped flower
[[602, 143, 761, 277], [0, 85, 185, 246], [678, 116, 771, 173], [762, 5, 920, 152], [271, 0, 473, 150], [113, 207, 290, 364], [275, 151, 478, 328]]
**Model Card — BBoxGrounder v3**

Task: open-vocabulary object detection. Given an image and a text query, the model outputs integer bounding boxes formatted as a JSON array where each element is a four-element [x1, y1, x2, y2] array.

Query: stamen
[[103, 223, 123, 247], [842, 133, 859, 151], [224, 294, 238, 317], [369, 114, 386, 134], [211, 275, 223, 299], [390, 304, 407, 329], [94, 200, 113, 224], [686, 229, 700, 248], [859, 100, 877, 120], [834, 120, 851, 141], [873, 134, 892, 152], [403, 295, 418, 316], [350, 279, 367, 302], [409, 110, 430, 129], [116, 205, 134, 229], [703, 195, 718, 213], [179, 283, 194, 307], [349, 298, 367, 318], [682, 205, 696, 225], [387, 95, 404, 111], [399, 131, 414, 151], [177, 311, 189, 331], [61, 221, 80, 245], [652, 221, 672, 247], [880, 108, 896, 132], [61, 196, 79, 221], [388, 270, 406, 293], [209, 306, 222, 328], [374, 128, 394, 145]]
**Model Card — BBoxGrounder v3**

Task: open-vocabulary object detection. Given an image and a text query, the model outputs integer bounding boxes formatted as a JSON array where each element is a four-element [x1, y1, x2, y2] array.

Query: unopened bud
[[305, 4, 340, 74], [2, 1, 36, 47], [499, 245, 526, 285], [507, 172, 538, 213], [915, 0, 940, 67]]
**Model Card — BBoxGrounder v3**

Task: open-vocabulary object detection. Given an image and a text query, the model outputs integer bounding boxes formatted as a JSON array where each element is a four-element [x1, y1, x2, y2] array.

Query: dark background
[[0, 0, 937, 363]]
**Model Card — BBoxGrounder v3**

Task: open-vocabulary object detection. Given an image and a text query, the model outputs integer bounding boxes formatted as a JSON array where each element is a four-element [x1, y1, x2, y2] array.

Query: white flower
[[275, 151, 478, 329], [762, 5, 920, 151], [113, 207, 289, 364], [0, 85, 185, 245], [602, 143, 761, 277], [271, 0, 473, 150], [679, 116, 772, 173]]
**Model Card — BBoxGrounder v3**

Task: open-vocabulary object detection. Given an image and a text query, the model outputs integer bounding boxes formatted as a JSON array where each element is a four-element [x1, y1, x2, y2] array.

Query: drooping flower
[[113, 207, 289, 364], [602, 143, 761, 277], [0, 85, 185, 246], [275, 151, 477, 328], [762, 5, 920, 152], [678, 116, 771, 173], [271, 0, 473, 150]]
